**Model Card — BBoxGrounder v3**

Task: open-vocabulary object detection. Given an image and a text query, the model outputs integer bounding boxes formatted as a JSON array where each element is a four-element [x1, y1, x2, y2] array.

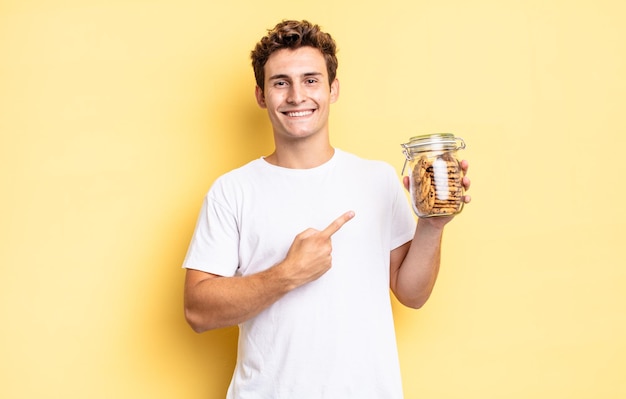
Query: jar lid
[[402, 133, 463, 150], [400, 133, 466, 165]]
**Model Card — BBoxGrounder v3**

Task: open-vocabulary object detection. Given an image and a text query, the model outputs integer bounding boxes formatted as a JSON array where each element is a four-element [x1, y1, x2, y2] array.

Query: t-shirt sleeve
[[181, 185, 240, 276], [389, 166, 417, 250]]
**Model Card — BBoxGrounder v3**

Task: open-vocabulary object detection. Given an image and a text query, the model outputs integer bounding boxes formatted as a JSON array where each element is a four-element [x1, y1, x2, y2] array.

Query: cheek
[[265, 92, 284, 107]]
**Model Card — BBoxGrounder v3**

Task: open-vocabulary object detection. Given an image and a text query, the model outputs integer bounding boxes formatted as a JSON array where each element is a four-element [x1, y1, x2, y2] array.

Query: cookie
[[410, 152, 463, 217]]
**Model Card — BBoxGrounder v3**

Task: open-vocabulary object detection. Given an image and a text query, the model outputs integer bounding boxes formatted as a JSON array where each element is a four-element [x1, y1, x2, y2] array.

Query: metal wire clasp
[[400, 146, 412, 175]]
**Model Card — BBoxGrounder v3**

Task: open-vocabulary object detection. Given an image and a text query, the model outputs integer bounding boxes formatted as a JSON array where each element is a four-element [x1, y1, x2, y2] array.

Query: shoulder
[[335, 149, 398, 178], [207, 158, 266, 201], [213, 158, 266, 185]]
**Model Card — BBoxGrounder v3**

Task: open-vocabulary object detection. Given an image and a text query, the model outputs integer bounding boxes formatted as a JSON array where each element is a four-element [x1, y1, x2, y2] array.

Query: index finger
[[460, 159, 469, 173], [321, 211, 355, 237]]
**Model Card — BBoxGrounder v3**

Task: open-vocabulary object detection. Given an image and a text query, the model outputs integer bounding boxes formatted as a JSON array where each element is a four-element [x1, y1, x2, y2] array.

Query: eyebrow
[[268, 72, 323, 81]]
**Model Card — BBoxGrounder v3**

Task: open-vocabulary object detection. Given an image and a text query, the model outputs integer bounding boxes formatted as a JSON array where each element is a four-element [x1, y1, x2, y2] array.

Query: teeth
[[286, 110, 313, 117]]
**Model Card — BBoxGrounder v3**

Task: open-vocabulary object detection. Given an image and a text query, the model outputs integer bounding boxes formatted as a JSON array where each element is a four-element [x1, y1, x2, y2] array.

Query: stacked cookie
[[411, 152, 463, 216]]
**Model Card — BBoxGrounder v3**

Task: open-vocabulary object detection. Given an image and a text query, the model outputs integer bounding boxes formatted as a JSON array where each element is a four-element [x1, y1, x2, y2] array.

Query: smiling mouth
[[283, 110, 314, 117]]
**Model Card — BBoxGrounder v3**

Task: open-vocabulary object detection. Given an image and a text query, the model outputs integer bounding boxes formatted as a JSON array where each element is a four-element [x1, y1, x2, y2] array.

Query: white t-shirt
[[183, 149, 416, 398]]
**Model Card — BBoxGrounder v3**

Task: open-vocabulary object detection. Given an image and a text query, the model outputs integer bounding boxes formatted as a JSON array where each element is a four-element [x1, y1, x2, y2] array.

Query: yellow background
[[1, 0, 625, 398]]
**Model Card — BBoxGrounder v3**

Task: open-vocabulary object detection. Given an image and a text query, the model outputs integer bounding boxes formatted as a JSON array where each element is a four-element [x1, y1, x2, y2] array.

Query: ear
[[255, 86, 267, 108], [330, 78, 340, 104]]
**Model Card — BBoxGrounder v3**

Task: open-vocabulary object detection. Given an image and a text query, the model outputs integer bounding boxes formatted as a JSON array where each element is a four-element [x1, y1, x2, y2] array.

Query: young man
[[183, 20, 471, 398]]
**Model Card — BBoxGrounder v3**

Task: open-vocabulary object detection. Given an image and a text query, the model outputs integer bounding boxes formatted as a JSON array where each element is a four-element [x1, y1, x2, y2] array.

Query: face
[[255, 46, 339, 143]]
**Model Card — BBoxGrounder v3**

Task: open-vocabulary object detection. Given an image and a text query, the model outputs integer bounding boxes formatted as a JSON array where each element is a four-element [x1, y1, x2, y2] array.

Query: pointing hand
[[280, 211, 355, 287]]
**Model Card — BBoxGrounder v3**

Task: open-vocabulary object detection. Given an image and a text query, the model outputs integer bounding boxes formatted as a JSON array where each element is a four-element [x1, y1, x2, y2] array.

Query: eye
[[274, 80, 289, 87], [305, 78, 318, 85]]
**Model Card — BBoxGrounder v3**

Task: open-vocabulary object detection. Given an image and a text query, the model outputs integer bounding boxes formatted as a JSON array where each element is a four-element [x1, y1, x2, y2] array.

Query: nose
[[287, 84, 305, 104]]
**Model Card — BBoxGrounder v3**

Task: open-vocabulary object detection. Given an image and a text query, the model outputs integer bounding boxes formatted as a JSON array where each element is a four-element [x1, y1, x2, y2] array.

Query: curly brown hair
[[251, 20, 338, 92]]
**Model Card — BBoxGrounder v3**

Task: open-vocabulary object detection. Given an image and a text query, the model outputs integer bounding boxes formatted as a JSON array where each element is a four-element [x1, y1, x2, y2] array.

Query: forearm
[[392, 219, 445, 308], [184, 211, 355, 333], [391, 161, 469, 308], [184, 265, 295, 332]]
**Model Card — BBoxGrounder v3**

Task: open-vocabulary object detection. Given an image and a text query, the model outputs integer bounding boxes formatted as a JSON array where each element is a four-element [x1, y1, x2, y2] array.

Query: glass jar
[[401, 133, 466, 218]]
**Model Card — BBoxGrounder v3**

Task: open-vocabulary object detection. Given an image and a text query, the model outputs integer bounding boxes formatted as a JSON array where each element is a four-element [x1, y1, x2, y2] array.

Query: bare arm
[[389, 220, 444, 308], [184, 211, 355, 333], [390, 160, 471, 309], [184, 268, 292, 332]]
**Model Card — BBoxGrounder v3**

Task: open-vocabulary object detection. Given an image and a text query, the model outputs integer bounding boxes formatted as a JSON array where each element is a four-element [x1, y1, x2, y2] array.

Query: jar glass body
[[401, 134, 466, 218]]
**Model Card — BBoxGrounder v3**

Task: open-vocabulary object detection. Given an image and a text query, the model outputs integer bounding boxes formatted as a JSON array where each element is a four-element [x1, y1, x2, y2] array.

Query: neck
[[265, 141, 335, 169]]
